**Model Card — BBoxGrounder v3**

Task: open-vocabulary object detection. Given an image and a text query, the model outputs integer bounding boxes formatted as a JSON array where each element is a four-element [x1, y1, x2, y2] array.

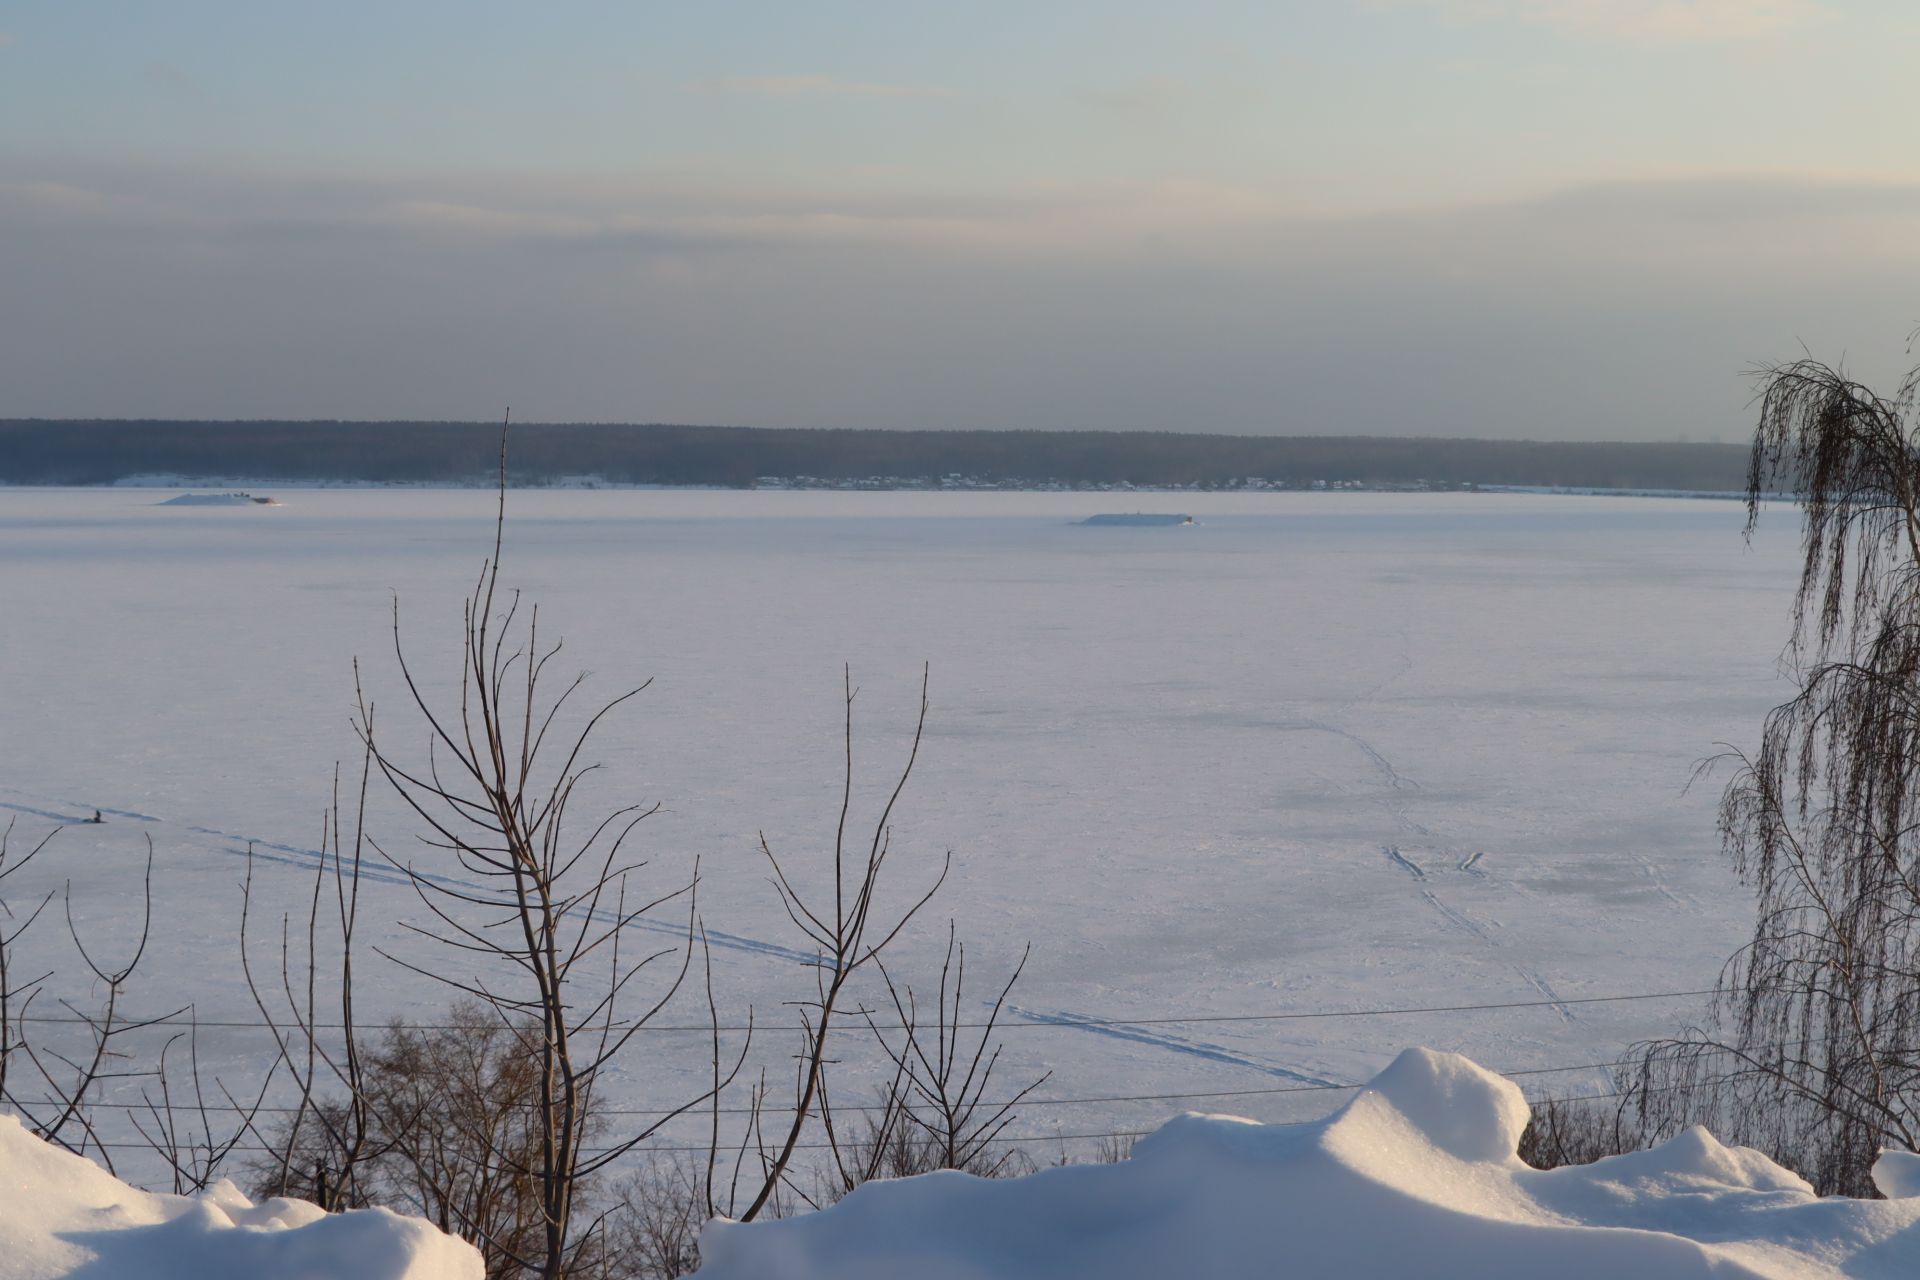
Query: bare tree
[[356, 430, 706, 1277], [1637, 351, 1920, 1193]]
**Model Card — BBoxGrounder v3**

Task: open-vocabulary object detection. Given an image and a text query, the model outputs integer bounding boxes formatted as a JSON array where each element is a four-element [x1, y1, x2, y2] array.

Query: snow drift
[[0, 1114, 480, 1280], [696, 1048, 1920, 1279]]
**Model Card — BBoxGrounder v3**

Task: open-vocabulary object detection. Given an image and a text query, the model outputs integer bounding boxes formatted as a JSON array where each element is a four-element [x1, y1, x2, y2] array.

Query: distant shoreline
[[0, 478, 1773, 502], [0, 420, 1751, 494]]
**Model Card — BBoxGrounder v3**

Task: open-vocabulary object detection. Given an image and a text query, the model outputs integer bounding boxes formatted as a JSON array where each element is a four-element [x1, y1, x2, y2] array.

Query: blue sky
[[3, 2, 1918, 435]]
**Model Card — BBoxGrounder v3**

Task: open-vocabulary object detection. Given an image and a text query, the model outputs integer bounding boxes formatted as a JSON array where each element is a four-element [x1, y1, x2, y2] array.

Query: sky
[[3, 1, 1919, 438]]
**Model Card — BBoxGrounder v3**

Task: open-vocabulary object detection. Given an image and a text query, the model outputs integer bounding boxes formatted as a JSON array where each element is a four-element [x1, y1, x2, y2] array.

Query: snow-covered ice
[[696, 1048, 1920, 1280], [0, 1113, 479, 1280], [0, 487, 1807, 1168]]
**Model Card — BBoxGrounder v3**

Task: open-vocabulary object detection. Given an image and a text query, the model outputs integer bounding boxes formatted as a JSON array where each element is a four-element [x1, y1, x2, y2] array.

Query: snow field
[[0, 488, 1806, 1174]]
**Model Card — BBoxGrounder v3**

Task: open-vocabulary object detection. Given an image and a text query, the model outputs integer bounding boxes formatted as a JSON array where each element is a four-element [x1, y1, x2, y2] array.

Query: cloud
[[0, 159, 1290, 257], [0, 32, 17, 49], [1398, 0, 1822, 43], [7, 159, 1917, 275], [698, 74, 946, 100], [3, 158, 1915, 434]]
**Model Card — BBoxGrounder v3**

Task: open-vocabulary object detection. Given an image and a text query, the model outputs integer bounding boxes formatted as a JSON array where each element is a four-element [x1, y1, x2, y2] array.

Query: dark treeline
[[0, 419, 1749, 490]]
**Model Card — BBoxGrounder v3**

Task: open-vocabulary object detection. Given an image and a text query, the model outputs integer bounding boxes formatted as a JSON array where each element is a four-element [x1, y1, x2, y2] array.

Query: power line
[[3, 987, 1717, 1035], [31, 1082, 1701, 1159], [42, 1051, 1654, 1118]]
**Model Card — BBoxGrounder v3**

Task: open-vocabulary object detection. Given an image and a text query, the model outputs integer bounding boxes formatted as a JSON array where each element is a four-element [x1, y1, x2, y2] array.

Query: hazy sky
[[4, 1, 1919, 437]]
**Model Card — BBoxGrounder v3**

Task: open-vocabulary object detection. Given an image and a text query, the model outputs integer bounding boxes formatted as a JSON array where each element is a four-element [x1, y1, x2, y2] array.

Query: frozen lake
[[0, 487, 1804, 1157]]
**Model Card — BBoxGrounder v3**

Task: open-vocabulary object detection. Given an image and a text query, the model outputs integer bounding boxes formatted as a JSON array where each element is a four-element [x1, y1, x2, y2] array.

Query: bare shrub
[[599, 1156, 707, 1280], [1518, 1095, 1643, 1171], [251, 1002, 565, 1278], [845, 925, 1047, 1183]]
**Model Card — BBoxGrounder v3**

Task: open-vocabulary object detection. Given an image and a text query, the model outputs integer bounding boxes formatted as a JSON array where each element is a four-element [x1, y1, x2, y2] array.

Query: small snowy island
[[1078, 512, 1192, 527], [158, 492, 281, 507]]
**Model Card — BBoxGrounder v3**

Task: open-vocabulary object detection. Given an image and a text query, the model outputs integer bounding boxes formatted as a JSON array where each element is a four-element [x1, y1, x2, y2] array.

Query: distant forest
[[0, 420, 1750, 491]]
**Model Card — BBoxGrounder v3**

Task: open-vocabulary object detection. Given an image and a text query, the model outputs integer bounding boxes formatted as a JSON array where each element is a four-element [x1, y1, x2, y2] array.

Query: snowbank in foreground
[[696, 1048, 1920, 1280], [0, 1115, 480, 1280]]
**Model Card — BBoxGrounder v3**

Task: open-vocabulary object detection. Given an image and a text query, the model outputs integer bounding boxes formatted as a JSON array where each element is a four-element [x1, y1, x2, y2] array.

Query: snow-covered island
[[1078, 512, 1194, 526], [157, 492, 281, 506]]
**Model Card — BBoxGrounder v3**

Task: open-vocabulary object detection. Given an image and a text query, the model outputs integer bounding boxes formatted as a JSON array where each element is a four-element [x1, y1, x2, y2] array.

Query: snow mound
[[1875, 1149, 1920, 1199], [694, 1048, 1920, 1279], [0, 1114, 480, 1280]]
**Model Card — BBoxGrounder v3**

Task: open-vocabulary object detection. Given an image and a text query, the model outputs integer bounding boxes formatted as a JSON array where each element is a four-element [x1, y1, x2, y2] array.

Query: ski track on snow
[[1384, 845, 1426, 881], [177, 822, 818, 966], [1324, 699, 1582, 1029], [0, 787, 815, 966], [0, 800, 93, 826], [1006, 1007, 1344, 1087], [1300, 636, 1598, 1070], [1302, 721, 1419, 793], [8, 787, 1347, 1082], [1630, 851, 1692, 909]]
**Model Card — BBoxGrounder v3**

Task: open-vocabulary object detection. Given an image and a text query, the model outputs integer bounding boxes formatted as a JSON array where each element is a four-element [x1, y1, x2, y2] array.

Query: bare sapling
[[2, 831, 182, 1174], [861, 924, 1047, 1178], [239, 742, 375, 1208], [0, 818, 59, 1108], [131, 1008, 275, 1195], [726, 665, 951, 1223]]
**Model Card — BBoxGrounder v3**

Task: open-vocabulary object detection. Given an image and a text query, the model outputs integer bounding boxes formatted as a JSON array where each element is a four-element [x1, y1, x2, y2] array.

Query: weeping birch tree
[[1639, 354, 1920, 1194]]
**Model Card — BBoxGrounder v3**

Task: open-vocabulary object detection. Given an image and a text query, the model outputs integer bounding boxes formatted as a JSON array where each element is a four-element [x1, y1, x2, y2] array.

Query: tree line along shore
[[0, 420, 1748, 492]]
